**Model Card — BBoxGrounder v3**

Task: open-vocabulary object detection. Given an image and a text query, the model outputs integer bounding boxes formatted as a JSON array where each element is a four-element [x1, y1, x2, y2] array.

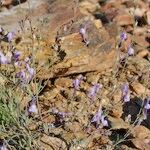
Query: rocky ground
[[0, 0, 150, 150]]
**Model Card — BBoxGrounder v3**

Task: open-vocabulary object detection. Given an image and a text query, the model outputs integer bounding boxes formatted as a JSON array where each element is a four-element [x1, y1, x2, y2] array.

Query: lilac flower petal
[[26, 64, 35, 76], [26, 64, 35, 82], [79, 27, 86, 35], [101, 116, 108, 127], [128, 46, 134, 56], [73, 75, 84, 95], [28, 103, 38, 114], [73, 78, 80, 90], [79, 25, 90, 46], [28, 97, 38, 114], [16, 70, 25, 78], [88, 83, 102, 99], [144, 98, 150, 110], [12, 51, 21, 62], [144, 103, 150, 110], [91, 107, 108, 127], [7, 32, 15, 42], [0, 145, 7, 150], [0, 51, 8, 64], [123, 93, 130, 102], [122, 83, 130, 102], [16, 70, 27, 83], [120, 31, 127, 41]]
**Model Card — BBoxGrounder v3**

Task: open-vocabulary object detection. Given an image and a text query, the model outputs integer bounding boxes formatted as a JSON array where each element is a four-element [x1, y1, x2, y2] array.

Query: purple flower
[[73, 75, 84, 90], [0, 145, 7, 150], [73, 78, 80, 90], [16, 70, 27, 83], [125, 114, 131, 123], [127, 45, 134, 56], [79, 25, 90, 46], [88, 83, 102, 100], [0, 51, 8, 64], [120, 31, 127, 42], [26, 64, 34, 75], [144, 97, 150, 110], [122, 83, 130, 102], [16, 64, 35, 84], [28, 97, 38, 115], [7, 32, 15, 42], [12, 51, 21, 62], [91, 106, 108, 127], [0, 140, 7, 150], [26, 64, 35, 80], [143, 97, 150, 119], [100, 115, 108, 127], [79, 27, 86, 36]]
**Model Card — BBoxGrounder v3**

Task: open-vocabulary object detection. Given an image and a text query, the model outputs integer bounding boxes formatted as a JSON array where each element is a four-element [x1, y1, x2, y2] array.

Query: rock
[[131, 82, 150, 96], [133, 27, 147, 35], [41, 88, 59, 101], [1, 0, 27, 8], [131, 126, 150, 139], [134, 7, 147, 17], [108, 116, 129, 129], [132, 138, 150, 150], [113, 89, 122, 103], [0, 0, 47, 30], [147, 10, 150, 25], [79, 1, 100, 15], [131, 126, 150, 150], [137, 50, 149, 58], [86, 73, 100, 84], [114, 13, 134, 26], [110, 107, 123, 118], [55, 77, 73, 88], [40, 134, 67, 150], [128, 57, 150, 73], [37, 21, 117, 79], [94, 19, 103, 29], [0, 0, 81, 41], [133, 35, 149, 48], [0, 0, 117, 79], [1, 0, 13, 6]]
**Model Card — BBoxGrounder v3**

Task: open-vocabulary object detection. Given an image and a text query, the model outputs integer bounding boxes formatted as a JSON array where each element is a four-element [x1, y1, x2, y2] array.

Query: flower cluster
[[143, 97, 150, 120], [119, 31, 135, 56], [27, 96, 38, 115], [79, 25, 90, 46], [0, 51, 8, 64], [73, 74, 84, 95], [16, 57, 35, 84], [120, 31, 127, 42], [7, 31, 15, 42], [122, 83, 130, 102], [0, 140, 7, 150], [88, 83, 102, 101], [91, 106, 108, 127], [127, 45, 134, 56]]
